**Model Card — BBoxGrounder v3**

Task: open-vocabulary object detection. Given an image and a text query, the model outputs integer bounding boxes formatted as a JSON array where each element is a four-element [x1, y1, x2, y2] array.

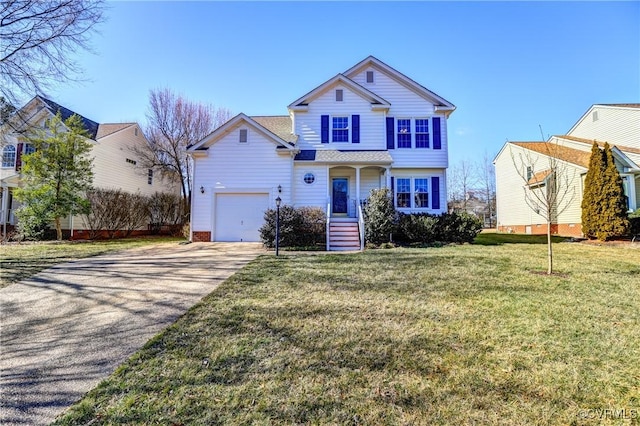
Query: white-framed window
[[2, 145, 16, 168], [395, 177, 430, 209], [332, 116, 349, 142], [397, 119, 412, 148], [415, 119, 429, 148], [526, 166, 533, 181], [303, 172, 315, 185], [335, 89, 343, 102], [239, 129, 248, 143], [24, 144, 35, 155]]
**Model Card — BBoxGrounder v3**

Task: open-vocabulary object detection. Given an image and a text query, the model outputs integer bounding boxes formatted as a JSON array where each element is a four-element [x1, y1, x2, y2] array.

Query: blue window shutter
[[433, 117, 441, 150], [352, 114, 360, 143], [390, 176, 395, 194], [386, 117, 394, 149], [321, 115, 329, 143], [15, 142, 23, 171], [431, 176, 440, 210]]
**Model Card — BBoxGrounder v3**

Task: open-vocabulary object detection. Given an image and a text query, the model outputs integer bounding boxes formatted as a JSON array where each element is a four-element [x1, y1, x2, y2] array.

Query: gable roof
[[96, 123, 136, 139], [510, 142, 591, 169], [38, 96, 100, 140], [567, 103, 640, 136], [188, 113, 296, 152], [287, 74, 391, 111], [343, 55, 456, 115]]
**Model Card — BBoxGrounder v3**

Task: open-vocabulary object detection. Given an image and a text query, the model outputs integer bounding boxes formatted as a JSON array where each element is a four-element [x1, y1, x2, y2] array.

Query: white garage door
[[214, 193, 269, 242]]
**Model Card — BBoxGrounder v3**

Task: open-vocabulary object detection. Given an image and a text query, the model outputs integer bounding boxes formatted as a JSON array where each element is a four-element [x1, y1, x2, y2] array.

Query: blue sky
[[40, 1, 639, 165]]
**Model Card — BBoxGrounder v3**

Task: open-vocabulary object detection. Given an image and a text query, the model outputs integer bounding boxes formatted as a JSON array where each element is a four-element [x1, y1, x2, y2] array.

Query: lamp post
[[275, 196, 281, 256]]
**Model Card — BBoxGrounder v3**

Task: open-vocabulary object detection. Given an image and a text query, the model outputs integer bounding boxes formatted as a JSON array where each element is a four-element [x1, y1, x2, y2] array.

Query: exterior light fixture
[[277, 184, 282, 194], [200, 186, 205, 194]]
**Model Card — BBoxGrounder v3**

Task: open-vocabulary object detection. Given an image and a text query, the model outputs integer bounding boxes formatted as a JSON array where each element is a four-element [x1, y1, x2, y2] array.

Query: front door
[[332, 178, 348, 215]]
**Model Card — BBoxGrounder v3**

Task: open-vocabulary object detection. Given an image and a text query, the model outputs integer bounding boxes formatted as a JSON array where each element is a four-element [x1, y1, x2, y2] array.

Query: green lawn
[[52, 238, 640, 425], [0, 237, 185, 288]]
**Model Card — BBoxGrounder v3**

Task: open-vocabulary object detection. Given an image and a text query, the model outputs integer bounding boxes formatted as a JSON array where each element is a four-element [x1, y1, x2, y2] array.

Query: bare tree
[[0, 0, 105, 104], [476, 151, 496, 228], [448, 159, 476, 213], [510, 139, 576, 274], [135, 88, 232, 218]]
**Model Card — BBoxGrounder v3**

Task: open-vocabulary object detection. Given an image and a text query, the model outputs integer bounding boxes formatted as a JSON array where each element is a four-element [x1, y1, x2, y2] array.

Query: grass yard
[[54, 239, 640, 425], [0, 237, 185, 288]]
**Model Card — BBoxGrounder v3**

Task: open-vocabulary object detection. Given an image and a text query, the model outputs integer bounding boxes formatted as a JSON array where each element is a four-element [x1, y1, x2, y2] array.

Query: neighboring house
[[187, 56, 456, 250], [494, 104, 640, 237], [0, 96, 179, 238]]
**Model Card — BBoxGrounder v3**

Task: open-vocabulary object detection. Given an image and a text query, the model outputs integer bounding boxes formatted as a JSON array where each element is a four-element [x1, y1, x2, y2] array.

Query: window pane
[[397, 178, 411, 208], [397, 119, 412, 148], [332, 117, 349, 142], [415, 178, 429, 208], [2, 145, 16, 168], [416, 119, 429, 148]]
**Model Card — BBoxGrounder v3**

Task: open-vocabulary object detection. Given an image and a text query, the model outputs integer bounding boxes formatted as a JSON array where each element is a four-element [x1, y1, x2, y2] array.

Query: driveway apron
[[0, 242, 263, 425]]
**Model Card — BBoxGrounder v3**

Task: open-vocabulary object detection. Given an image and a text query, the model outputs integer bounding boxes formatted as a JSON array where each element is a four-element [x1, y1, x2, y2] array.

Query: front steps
[[329, 218, 361, 251]]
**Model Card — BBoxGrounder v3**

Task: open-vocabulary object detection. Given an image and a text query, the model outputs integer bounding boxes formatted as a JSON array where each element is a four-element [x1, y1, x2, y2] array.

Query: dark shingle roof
[[38, 96, 100, 140]]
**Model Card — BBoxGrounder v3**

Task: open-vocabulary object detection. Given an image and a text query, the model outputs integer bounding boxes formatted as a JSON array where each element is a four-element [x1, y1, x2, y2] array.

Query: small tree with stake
[[14, 113, 94, 240], [510, 136, 576, 275]]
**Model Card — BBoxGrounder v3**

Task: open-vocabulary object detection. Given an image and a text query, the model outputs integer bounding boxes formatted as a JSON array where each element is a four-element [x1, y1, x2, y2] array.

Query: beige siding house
[[494, 104, 640, 237], [0, 96, 179, 238]]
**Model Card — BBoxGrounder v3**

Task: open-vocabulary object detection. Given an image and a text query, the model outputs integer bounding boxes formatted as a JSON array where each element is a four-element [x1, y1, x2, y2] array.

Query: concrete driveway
[[0, 242, 263, 425]]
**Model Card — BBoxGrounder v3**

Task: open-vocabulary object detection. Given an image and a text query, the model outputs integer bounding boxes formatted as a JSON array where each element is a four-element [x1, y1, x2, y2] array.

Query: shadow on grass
[[473, 233, 569, 246]]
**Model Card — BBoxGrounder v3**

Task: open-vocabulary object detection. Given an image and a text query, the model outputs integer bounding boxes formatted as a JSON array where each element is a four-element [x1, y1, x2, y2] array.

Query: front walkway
[[0, 242, 263, 425]]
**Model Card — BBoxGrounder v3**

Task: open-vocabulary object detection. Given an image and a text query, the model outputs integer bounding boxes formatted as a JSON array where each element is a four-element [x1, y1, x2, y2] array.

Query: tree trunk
[[55, 216, 62, 241], [547, 221, 553, 275]]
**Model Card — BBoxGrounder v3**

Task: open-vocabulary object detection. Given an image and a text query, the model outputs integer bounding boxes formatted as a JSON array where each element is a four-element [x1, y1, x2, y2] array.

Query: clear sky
[[37, 1, 640, 165]]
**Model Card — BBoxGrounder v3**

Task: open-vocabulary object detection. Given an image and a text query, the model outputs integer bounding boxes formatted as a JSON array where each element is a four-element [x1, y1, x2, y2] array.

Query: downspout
[[188, 152, 195, 242]]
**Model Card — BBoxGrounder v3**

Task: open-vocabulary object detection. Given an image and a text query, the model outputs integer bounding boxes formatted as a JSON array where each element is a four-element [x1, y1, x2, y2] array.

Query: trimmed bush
[[259, 205, 326, 249], [364, 188, 397, 245], [438, 212, 483, 243], [397, 213, 439, 243]]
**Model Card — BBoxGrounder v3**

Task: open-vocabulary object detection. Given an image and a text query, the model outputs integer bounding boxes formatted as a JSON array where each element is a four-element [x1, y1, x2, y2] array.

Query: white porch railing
[[358, 203, 365, 251], [326, 202, 331, 251]]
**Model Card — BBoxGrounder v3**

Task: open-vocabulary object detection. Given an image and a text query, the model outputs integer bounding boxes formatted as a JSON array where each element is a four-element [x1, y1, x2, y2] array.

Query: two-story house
[[494, 104, 640, 237], [187, 56, 456, 250], [1, 96, 180, 239]]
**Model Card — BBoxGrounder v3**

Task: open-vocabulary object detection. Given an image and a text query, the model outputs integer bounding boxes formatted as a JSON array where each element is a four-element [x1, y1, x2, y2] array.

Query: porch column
[[355, 167, 361, 207], [385, 167, 391, 188]]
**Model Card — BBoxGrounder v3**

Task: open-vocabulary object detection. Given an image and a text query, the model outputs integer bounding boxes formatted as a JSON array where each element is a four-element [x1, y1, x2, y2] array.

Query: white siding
[[494, 144, 584, 229], [293, 164, 328, 209], [191, 124, 292, 233], [360, 167, 384, 200], [294, 84, 386, 151], [569, 106, 640, 149]]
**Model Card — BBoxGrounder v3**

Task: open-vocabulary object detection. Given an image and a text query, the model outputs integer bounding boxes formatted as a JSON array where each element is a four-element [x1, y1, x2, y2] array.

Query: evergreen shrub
[[259, 205, 326, 248]]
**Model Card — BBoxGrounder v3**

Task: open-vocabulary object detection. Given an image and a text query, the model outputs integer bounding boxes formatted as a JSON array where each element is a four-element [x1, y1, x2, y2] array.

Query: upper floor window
[[415, 119, 430, 148], [332, 116, 349, 142], [397, 119, 412, 148], [526, 166, 533, 181], [366, 71, 374, 83], [2, 145, 16, 168], [335, 89, 343, 102], [148, 169, 153, 185], [239, 129, 248, 143]]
